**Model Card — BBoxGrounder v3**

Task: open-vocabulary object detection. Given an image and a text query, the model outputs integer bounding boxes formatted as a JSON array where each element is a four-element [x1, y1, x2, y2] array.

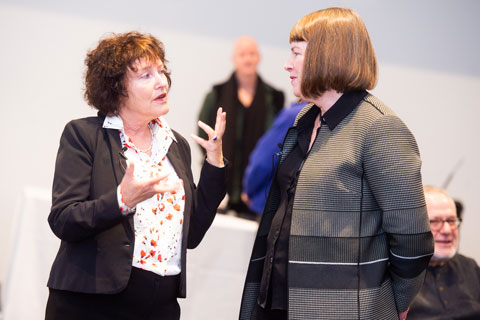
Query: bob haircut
[[84, 31, 171, 115], [289, 8, 377, 99]]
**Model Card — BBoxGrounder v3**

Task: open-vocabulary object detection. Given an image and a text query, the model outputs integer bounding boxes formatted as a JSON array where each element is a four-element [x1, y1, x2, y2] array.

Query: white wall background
[[0, 0, 479, 309]]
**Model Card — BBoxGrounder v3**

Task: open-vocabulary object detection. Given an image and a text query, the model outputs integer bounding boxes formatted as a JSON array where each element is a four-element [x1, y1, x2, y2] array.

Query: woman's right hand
[[119, 161, 182, 208], [191, 107, 226, 167]]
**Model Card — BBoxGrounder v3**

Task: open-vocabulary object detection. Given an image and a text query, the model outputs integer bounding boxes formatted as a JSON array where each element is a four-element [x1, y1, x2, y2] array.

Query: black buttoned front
[[257, 106, 319, 311]]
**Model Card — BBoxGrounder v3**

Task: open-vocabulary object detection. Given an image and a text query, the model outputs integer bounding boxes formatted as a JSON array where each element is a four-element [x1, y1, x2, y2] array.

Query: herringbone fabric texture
[[239, 94, 433, 320]]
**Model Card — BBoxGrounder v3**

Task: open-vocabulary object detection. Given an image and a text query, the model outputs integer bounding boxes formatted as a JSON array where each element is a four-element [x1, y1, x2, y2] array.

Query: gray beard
[[431, 245, 458, 263]]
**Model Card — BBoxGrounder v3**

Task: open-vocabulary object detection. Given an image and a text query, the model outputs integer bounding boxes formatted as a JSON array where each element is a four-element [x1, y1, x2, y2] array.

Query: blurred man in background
[[198, 36, 284, 220]]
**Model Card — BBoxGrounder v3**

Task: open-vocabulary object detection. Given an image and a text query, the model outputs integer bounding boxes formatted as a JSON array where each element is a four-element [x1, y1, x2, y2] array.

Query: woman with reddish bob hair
[[239, 8, 433, 320]]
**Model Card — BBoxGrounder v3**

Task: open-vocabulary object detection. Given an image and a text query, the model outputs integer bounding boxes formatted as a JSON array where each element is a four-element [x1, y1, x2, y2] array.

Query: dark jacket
[[47, 113, 226, 297], [409, 254, 480, 320], [198, 73, 284, 204]]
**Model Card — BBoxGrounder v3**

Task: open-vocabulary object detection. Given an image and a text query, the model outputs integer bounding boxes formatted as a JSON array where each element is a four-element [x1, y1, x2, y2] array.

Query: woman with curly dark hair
[[45, 31, 227, 320]]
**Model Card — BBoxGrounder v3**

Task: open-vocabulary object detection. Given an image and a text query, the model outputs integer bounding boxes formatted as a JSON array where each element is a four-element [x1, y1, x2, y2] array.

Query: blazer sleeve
[[188, 160, 227, 249], [48, 120, 127, 242], [363, 114, 434, 312]]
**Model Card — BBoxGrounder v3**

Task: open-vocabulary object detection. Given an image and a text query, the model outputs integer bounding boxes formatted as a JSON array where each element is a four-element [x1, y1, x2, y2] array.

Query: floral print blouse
[[103, 115, 185, 276]]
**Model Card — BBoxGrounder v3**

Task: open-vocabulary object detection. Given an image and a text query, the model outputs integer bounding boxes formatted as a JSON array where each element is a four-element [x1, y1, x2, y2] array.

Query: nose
[[284, 57, 292, 72], [154, 71, 168, 89], [439, 221, 453, 233]]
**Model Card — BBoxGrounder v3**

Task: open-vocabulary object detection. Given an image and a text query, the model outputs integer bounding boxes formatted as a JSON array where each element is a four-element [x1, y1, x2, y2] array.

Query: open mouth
[[154, 93, 167, 101], [435, 240, 453, 246]]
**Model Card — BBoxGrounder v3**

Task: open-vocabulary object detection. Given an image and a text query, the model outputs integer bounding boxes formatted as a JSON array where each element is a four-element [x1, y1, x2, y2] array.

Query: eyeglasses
[[429, 218, 461, 231]]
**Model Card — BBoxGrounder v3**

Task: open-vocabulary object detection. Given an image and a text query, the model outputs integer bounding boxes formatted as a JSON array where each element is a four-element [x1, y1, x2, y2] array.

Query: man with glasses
[[409, 186, 480, 319]]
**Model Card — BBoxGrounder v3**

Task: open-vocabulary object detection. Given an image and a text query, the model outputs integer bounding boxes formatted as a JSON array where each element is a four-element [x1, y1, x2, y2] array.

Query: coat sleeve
[[188, 160, 227, 248], [48, 121, 126, 242], [363, 114, 434, 312]]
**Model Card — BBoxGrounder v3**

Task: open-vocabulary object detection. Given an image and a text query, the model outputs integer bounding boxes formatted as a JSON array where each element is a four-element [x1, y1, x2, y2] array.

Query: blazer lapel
[[102, 125, 134, 235], [166, 140, 190, 196], [104, 128, 127, 184]]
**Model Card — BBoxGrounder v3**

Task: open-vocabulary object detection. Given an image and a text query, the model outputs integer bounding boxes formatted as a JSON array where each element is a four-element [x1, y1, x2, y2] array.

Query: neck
[[309, 89, 343, 114], [235, 71, 257, 90], [119, 109, 151, 136]]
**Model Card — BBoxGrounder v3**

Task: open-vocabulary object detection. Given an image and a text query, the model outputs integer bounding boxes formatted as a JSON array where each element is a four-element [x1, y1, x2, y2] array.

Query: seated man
[[408, 186, 480, 319]]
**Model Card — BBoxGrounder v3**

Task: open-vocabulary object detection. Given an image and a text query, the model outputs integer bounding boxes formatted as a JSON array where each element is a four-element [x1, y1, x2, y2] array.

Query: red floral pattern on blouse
[[104, 116, 185, 276]]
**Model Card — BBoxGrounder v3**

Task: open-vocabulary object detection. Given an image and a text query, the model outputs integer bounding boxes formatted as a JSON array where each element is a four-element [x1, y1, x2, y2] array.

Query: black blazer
[[47, 113, 226, 297]]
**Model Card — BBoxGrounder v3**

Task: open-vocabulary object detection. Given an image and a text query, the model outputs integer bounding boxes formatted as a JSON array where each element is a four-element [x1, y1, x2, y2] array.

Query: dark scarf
[[214, 73, 269, 203]]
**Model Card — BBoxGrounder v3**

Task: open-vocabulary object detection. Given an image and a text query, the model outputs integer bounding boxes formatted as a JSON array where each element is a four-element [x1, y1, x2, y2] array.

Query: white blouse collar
[[103, 114, 177, 142]]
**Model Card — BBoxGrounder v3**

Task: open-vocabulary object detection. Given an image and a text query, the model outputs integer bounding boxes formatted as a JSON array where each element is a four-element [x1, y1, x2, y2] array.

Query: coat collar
[[296, 90, 369, 132], [97, 112, 127, 183]]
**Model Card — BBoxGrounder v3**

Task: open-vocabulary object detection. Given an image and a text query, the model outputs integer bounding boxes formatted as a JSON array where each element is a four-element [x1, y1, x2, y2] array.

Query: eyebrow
[[291, 44, 302, 50], [130, 62, 164, 73]]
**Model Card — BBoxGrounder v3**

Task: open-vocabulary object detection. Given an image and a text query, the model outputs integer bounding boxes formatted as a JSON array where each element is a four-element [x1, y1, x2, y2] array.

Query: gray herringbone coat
[[239, 94, 434, 320]]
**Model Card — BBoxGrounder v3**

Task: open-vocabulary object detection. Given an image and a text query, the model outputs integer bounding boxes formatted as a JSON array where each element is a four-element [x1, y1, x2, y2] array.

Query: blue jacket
[[243, 102, 307, 214]]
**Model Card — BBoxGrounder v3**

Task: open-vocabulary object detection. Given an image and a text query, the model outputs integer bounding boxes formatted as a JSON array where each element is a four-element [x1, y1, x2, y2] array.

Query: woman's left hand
[[191, 107, 226, 167]]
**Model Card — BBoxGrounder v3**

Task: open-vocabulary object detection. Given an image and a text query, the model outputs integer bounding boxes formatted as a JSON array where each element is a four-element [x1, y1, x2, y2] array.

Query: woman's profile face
[[120, 58, 170, 120], [284, 41, 307, 98]]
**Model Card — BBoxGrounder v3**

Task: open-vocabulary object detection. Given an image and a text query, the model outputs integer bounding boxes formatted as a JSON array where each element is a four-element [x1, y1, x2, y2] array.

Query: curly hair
[[84, 31, 171, 114]]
